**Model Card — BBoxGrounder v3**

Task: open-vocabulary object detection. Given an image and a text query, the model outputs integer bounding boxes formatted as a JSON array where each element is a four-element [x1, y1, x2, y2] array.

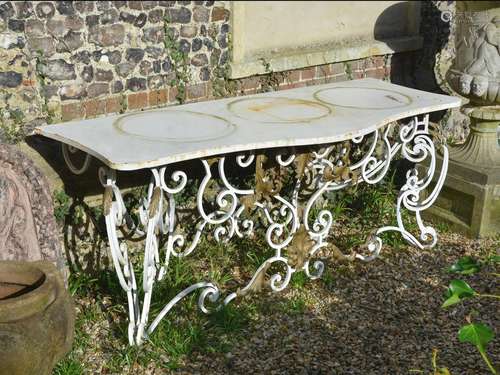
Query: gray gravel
[[176, 233, 499, 375]]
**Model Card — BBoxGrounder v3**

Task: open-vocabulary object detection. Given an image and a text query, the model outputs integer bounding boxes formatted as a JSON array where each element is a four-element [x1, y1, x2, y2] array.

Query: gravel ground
[[68, 232, 499, 375], [176, 233, 499, 375]]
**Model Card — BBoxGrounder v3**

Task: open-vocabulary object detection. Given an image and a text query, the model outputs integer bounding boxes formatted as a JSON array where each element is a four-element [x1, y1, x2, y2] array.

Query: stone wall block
[[148, 9, 163, 24], [87, 82, 109, 98], [186, 82, 206, 101], [27, 37, 55, 57], [165, 7, 191, 23], [192, 37, 202, 52], [145, 46, 162, 58], [56, 1, 76, 16], [125, 48, 144, 64], [25, 19, 45, 37], [180, 25, 197, 38], [133, 13, 147, 28], [191, 53, 208, 67], [142, 26, 164, 43], [8, 19, 25, 33], [211, 6, 229, 22], [89, 24, 125, 47], [81, 66, 93, 82], [128, 91, 148, 110], [39, 59, 76, 81], [142, 1, 158, 11], [105, 96, 120, 113], [139, 61, 152, 76], [61, 102, 84, 121], [193, 6, 209, 22], [14, 2, 34, 19], [85, 14, 99, 28], [84, 99, 106, 117], [0, 71, 23, 88], [42, 85, 58, 99], [59, 83, 86, 100], [46, 19, 66, 37], [56, 31, 83, 53], [108, 50, 122, 65], [217, 33, 227, 48], [179, 39, 190, 53], [199, 66, 210, 81], [112, 80, 123, 93], [95, 69, 113, 82], [0, 2, 15, 20], [161, 58, 171, 72], [126, 77, 147, 92], [101, 9, 119, 25], [65, 15, 85, 31], [148, 88, 168, 106], [116, 62, 135, 77], [74, 1, 95, 14], [152, 60, 161, 73]]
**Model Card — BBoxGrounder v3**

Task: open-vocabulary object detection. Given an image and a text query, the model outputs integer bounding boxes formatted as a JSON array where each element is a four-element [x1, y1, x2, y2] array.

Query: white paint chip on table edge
[[35, 78, 461, 171]]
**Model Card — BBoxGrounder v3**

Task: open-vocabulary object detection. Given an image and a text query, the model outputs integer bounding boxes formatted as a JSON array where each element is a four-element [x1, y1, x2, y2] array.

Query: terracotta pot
[[0, 261, 74, 375]]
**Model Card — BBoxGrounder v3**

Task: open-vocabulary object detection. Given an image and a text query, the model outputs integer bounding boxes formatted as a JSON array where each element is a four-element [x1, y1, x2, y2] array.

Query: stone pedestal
[[422, 112, 500, 237], [431, 1, 500, 237]]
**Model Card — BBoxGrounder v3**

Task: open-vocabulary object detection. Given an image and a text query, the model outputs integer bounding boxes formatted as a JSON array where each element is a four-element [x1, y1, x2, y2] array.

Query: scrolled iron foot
[[355, 115, 449, 261]]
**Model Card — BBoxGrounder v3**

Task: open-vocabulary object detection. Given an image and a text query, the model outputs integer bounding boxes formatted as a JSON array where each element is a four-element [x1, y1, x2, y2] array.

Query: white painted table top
[[35, 78, 461, 171]]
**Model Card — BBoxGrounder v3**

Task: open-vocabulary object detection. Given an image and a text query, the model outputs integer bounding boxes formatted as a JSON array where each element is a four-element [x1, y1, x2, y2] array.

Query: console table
[[35, 78, 461, 345]]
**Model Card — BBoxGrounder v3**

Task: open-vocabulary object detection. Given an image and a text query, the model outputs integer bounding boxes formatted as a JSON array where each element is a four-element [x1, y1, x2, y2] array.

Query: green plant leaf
[[448, 256, 481, 275], [488, 255, 500, 263], [458, 323, 495, 351], [449, 279, 476, 296], [442, 293, 462, 308], [442, 279, 476, 308]]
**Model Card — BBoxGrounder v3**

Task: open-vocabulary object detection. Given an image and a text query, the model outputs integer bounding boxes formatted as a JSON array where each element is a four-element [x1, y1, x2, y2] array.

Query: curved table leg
[[90, 114, 447, 345], [356, 114, 449, 261]]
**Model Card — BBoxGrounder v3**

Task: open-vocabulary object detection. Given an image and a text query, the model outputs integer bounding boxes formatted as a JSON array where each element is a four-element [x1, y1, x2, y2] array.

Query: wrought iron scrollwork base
[[87, 114, 448, 345]]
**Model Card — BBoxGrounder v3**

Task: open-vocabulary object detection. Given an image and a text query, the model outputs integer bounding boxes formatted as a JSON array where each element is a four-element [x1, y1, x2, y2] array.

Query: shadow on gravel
[[179, 239, 499, 375]]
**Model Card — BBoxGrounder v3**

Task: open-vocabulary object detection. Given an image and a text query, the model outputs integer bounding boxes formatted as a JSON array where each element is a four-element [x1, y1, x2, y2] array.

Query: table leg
[[96, 114, 447, 345], [354, 114, 449, 261]]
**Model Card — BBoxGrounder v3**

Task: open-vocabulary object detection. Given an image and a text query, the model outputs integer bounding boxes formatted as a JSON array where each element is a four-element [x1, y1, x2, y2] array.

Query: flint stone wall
[[0, 1, 229, 129], [0, 1, 462, 142]]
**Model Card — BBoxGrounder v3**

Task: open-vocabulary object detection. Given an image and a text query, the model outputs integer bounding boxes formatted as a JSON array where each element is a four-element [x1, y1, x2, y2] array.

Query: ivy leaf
[[449, 279, 476, 295], [458, 323, 495, 352], [448, 256, 481, 275], [442, 279, 476, 308], [442, 293, 461, 308]]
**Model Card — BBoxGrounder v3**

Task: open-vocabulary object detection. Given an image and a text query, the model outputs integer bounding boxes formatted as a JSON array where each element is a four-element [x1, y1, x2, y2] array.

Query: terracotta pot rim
[[0, 261, 56, 322]]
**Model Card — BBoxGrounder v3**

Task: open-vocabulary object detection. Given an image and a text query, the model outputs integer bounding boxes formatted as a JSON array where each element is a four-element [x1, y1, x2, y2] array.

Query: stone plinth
[[421, 115, 500, 237]]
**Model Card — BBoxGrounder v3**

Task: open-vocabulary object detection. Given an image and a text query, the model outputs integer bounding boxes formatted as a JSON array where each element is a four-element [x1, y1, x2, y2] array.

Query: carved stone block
[[0, 144, 66, 277]]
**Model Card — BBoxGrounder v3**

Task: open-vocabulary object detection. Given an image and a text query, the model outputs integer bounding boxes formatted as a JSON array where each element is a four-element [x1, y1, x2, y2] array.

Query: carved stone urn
[[0, 261, 74, 375], [429, 1, 500, 237]]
